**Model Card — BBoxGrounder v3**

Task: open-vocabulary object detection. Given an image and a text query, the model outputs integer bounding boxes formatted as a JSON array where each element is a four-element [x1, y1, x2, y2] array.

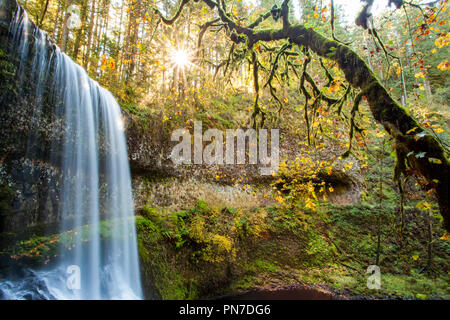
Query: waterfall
[[0, 4, 142, 300]]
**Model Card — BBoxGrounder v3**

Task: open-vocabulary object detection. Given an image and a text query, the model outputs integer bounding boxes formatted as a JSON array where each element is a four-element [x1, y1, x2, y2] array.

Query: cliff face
[[0, 0, 64, 236], [125, 108, 364, 213]]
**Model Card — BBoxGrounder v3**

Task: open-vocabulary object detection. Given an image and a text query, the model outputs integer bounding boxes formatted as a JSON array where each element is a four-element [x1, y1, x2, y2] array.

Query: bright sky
[[290, 0, 391, 24], [332, 0, 390, 22], [112, 0, 393, 27]]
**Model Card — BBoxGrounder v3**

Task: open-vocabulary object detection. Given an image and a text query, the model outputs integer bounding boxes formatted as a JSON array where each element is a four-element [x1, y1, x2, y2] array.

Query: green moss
[[0, 183, 15, 213], [193, 200, 210, 214], [255, 259, 279, 272], [136, 199, 449, 299], [379, 274, 449, 299], [136, 201, 324, 299], [0, 48, 15, 94], [137, 215, 196, 299], [138, 238, 150, 266]]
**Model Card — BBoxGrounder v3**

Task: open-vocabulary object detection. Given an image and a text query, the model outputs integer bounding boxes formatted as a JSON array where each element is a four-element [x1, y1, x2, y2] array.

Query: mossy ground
[[136, 200, 449, 300]]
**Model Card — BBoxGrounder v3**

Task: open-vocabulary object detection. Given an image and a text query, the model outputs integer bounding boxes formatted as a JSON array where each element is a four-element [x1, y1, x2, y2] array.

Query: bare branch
[[281, 0, 291, 31], [197, 18, 220, 52], [330, 0, 352, 45], [153, 0, 190, 25]]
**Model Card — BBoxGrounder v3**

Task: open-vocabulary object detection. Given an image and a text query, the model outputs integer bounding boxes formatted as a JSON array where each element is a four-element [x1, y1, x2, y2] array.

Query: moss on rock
[[136, 200, 449, 299]]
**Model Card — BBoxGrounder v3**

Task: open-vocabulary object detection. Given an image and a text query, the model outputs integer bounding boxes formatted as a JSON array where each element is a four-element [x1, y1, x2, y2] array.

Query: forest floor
[[135, 197, 449, 300]]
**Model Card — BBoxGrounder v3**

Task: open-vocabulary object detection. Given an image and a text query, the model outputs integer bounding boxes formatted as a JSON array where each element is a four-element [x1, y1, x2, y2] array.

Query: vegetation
[[0, 0, 449, 299], [135, 200, 449, 299], [0, 219, 128, 267]]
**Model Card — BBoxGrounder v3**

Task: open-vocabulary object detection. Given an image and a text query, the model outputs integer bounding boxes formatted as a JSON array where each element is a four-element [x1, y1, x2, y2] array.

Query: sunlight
[[170, 49, 190, 70]]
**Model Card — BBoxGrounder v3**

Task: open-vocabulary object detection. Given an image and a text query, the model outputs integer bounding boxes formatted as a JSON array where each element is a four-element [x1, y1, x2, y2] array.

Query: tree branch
[[153, 0, 190, 25], [155, 0, 450, 231]]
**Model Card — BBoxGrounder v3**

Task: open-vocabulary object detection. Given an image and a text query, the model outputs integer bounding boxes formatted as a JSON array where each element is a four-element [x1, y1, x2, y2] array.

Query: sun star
[[171, 49, 190, 69]]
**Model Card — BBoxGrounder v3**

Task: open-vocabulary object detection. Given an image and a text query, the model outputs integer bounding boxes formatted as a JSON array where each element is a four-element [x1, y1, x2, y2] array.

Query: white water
[[0, 5, 142, 300]]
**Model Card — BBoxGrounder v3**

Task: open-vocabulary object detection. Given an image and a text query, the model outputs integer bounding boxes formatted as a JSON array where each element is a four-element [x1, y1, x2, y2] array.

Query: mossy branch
[[197, 18, 221, 52], [251, 50, 265, 129], [319, 58, 335, 86], [156, 0, 450, 231], [330, 0, 351, 45], [153, 0, 190, 25], [300, 48, 312, 146], [265, 42, 290, 116]]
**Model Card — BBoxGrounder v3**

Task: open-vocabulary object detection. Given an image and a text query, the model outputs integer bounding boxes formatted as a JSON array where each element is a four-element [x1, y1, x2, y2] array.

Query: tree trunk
[[376, 138, 385, 266], [59, 11, 70, 52], [52, 2, 61, 42], [72, 1, 88, 61], [37, 0, 50, 28], [84, 0, 96, 69], [426, 211, 433, 271]]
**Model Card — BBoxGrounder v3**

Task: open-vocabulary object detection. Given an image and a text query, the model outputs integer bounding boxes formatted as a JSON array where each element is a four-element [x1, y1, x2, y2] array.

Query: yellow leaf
[[428, 157, 442, 164], [415, 71, 425, 78], [406, 127, 418, 134], [441, 232, 450, 241], [437, 59, 450, 71], [435, 34, 449, 48]]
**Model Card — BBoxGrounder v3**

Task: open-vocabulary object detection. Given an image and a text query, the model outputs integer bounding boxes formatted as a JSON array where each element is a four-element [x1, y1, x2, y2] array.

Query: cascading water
[[0, 4, 142, 300]]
